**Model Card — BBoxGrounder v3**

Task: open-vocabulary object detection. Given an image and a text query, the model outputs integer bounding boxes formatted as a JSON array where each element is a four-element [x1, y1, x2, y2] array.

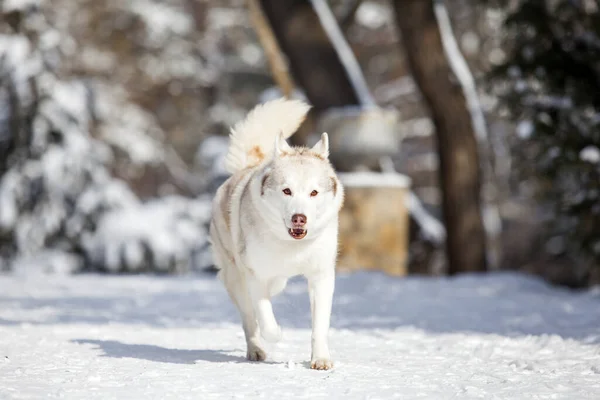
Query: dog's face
[[259, 133, 342, 241]]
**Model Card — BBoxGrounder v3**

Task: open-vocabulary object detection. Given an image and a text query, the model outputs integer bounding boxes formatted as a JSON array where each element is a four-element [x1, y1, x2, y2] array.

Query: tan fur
[[224, 98, 311, 174], [330, 177, 338, 197], [247, 145, 265, 168]]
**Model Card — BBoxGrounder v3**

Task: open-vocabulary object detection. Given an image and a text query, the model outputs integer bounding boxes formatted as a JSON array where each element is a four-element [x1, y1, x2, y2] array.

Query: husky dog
[[209, 98, 344, 370]]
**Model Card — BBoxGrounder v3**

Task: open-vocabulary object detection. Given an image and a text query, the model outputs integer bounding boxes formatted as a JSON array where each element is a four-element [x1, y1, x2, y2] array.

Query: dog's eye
[[283, 188, 292, 196], [310, 190, 318, 197]]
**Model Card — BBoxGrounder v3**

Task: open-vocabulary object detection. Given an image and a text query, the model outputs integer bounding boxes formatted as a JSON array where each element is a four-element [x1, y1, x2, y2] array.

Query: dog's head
[[258, 132, 343, 241]]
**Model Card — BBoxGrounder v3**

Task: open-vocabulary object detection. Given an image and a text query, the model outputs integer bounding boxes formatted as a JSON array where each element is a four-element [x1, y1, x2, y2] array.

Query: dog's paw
[[260, 324, 282, 343], [246, 345, 267, 362], [310, 358, 333, 371]]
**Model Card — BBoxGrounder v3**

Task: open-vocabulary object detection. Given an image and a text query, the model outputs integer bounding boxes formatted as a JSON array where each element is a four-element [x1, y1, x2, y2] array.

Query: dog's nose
[[291, 213, 307, 226]]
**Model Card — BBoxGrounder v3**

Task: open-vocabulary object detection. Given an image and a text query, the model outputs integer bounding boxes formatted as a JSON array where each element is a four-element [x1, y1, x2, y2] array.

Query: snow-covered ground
[[0, 271, 599, 399]]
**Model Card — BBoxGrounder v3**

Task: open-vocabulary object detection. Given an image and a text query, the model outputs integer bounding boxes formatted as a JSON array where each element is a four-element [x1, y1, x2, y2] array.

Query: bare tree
[[392, 0, 487, 273], [258, 0, 360, 111]]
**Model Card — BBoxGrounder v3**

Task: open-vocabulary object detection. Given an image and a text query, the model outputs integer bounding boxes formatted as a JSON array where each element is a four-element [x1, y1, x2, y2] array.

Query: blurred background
[[1, 0, 599, 288]]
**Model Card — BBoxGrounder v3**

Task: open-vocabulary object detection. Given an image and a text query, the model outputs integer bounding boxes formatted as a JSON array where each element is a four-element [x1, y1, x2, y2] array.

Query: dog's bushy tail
[[224, 97, 311, 174]]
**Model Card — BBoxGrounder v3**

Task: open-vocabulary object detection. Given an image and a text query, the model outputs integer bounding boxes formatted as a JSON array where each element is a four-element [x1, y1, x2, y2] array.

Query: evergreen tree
[[490, 0, 600, 270]]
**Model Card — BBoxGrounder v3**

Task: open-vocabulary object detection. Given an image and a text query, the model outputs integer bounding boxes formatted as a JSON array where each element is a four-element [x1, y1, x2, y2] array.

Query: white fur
[[210, 98, 344, 370], [224, 98, 311, 174]]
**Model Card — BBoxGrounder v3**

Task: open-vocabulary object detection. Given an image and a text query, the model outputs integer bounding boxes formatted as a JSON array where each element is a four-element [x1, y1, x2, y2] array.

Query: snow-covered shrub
[[195, 135, 229, 194], [48, 0, 267, 168], [488, 0, 600, 270], [0, 1, 213, 274], [84, 195, 212, 274]]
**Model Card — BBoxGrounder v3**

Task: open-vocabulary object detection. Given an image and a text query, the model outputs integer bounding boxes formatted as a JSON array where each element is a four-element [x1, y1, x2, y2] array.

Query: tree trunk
[[258, 0, 360, 112], [392, 0, 487, 274]]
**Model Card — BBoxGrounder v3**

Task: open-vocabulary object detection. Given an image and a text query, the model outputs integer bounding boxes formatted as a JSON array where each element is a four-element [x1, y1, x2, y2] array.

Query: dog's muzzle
[[288, 213, 307, 239]]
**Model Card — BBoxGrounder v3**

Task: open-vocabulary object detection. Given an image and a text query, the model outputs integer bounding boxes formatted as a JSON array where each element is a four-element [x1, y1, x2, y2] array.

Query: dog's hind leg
[[219, 264, 267, 362]]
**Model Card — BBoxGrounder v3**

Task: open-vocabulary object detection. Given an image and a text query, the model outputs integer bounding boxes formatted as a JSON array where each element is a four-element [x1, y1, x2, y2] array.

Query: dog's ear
[[274, 131, 292, 157], [311, 132, 329, 158]]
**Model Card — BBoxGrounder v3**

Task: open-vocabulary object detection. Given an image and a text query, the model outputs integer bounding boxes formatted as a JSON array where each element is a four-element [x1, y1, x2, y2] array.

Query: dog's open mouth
[[288, 228, 307, 240]]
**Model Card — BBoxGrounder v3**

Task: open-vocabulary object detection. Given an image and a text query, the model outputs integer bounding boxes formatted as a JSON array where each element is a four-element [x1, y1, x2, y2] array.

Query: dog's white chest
[[243, 236, 325, 279]]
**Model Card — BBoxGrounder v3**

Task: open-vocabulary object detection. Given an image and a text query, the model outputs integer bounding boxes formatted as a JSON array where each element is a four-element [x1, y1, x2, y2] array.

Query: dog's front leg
[[308, 271, 335, 370], [248, 278, 282, 343]]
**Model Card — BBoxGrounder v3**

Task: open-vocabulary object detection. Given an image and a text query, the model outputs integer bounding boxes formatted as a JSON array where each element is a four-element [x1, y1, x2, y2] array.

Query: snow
[[93, 84, 166, 166], [310, 0, 377, 106], [206, 7, 247, 31], [378, 159, 446, 244], [239, 43, 263, 66], [11, 250, 82, 276], [407, 190, 446, 244], [461, 31, 481, 55], [195, 136, 230, 178], [259, 86, 309, 104], [524, 95, 573, 110], [488, 47, 506, 65], [580, 146, 600, 164], [129, 0, 193, 44], [1, 0, 41, 12], [355, 1, 390, 30], [338, 171, 411, 188], [373, 76, 418, 104], [0, 271, 599, 399], [0, 14, 209, 273], [0, 34, 31, 66], [84, 196, 212, 273], [517, 120, 534, 139]]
